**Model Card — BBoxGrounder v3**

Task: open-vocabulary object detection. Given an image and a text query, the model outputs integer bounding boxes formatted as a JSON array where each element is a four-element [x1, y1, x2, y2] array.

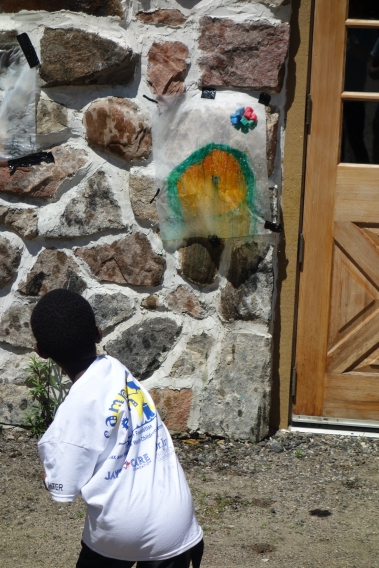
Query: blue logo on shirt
[[105, 469, 122, 481]]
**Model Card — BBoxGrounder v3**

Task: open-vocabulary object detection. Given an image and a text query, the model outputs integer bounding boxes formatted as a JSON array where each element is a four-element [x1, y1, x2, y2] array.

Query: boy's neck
[[65, 355, 98, 383]]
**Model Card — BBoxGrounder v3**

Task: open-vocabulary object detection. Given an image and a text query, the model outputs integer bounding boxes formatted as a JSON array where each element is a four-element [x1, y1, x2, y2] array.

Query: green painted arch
[[166, 143, 257, 221]]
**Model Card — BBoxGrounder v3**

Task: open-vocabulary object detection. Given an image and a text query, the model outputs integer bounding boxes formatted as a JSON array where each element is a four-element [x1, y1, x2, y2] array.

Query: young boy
[[31, 289, 203, 568]]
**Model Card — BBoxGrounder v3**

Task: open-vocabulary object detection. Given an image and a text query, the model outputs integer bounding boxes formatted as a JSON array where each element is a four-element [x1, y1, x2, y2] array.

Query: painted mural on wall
[[153, 92, 270, 242]]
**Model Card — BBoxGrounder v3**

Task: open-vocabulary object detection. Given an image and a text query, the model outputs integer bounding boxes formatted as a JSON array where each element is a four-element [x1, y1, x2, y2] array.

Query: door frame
[[271, 0, 314, 429]]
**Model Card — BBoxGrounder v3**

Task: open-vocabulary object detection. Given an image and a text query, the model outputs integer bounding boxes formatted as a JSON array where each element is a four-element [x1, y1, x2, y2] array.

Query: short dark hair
[[30, 289, 97, 365]]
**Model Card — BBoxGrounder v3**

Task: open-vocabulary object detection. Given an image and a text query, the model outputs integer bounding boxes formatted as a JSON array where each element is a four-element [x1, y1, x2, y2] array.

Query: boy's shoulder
[[39, 356, 128, 442]]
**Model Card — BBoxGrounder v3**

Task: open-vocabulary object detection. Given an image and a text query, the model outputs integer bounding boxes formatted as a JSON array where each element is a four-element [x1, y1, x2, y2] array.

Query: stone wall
[[0, 0, 290, 440]]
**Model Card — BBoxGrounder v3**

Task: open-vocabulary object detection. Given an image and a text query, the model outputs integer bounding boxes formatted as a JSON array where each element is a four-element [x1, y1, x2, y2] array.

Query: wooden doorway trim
[[273, 0, 313, 429], [293, 0, 348, 416]]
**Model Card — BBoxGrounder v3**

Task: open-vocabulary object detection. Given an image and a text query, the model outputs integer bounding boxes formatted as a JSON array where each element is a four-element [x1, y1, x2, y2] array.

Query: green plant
[[23, 356, 65, 437], [73, 511, 84, 520], [295, 449, 303, 458]]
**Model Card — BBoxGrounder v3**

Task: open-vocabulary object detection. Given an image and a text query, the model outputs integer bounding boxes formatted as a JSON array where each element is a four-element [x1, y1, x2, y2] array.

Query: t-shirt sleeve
[[39, 441, 98, 502]]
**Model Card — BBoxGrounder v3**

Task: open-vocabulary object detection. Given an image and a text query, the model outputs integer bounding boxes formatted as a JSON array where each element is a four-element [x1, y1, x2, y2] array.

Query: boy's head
[[31, 289, 101, 376]]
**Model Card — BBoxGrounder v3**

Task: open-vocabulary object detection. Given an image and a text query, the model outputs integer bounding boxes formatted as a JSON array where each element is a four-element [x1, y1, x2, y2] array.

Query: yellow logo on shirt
[[107, 376, 156, 426]]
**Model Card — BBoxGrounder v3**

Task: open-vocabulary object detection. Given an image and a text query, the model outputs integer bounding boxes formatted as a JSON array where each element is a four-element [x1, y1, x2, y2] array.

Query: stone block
[[167, 286, 206, 319], [200, 331, 272, 441], [0, 236, 21, 288], [0, 301, 35, 348], [37, 98, 68, 135], [170, 333, 213, 378], [0, 206, 38, 240], [129, 167, 159, 224], [147, 41, 189, 95], [198, 17, 290, 93], [105, 317, 181, 379], [0, 1, 123, 17], [88, 291, 134, 332], [141, 294, 160, 310], [266, 106, 280, 177], [137, 9, 186, 27], [84, 97, 151, 162], [75, 233, 165, 287], [0, 383, 32, 425], [41, 169, 124, 238], [179, 237, 224, 287], [19, 249, 86, 297], [0, 353, 68, 425], [221, 241, 273, 324], [149, 388, 192, 432], [40, 28, 138, 87], [0, 144, 90, 199], [0, 30, 18, 48], [0, 353, 31, 387]]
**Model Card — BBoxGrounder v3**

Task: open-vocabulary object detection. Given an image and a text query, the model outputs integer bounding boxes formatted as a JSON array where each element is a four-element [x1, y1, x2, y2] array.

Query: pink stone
[[84, 97, 151, 162], [199, 18, 290, 93], [147, 41, 189, 95]]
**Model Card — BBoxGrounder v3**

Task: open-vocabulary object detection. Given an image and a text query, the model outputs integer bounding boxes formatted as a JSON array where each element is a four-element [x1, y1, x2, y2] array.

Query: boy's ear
[[95, 327, 102, 344], [34, 343, 48, 359]]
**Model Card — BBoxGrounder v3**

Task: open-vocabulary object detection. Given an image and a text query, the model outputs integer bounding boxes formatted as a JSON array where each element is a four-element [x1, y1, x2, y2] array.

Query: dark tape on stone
[[16, 33, 40, 68], [264, 220, 283, 233]]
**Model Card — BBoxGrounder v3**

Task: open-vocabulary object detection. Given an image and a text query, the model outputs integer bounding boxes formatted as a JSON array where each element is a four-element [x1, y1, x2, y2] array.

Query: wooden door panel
[[294, 0, 379, 423], [334, 222, 379, 287], [335, 165, 379, 222], [327, 245, 377, 351], [324, 374, 379, 419], [326, 310, 379, 373]]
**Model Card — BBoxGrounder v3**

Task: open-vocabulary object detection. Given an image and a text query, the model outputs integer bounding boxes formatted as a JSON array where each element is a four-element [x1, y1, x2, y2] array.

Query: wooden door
[[294, 0, 379, 425]]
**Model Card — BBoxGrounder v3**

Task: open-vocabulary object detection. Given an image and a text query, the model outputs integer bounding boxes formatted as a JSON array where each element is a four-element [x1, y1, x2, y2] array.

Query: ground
[[1, 427, 379, 567]]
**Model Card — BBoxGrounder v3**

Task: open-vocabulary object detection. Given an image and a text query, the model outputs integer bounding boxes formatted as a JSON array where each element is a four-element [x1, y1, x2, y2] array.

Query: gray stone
[[0, 353, 31, 387], [42, 169, 124, 238], [129, 168, 159, 224], [198, 17, 290, 93], [40, 28, 138, 87], [88, 291, 134, 332], [266, 106, 280, 177], [221, 242, 273, 324], [0, 206, 38, 240], [105, 317, 181, 380], [166, 286, 207, 319], [200, 331, 272, 441], [19, 249, 86, 297], [0, 301, 35, 348], [0, 383, 32, 425], [170, 333, 213, 377], [269, 441, 284, 453], [37, 98, 68, 135], [0, 236, 21, 289]]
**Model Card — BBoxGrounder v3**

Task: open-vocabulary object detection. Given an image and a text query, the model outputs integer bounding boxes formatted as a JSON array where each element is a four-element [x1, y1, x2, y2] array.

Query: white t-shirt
[[38, 355, 202, 562]]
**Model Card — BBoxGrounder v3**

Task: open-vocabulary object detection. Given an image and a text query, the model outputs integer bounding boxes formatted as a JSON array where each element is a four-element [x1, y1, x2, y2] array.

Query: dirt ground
[[1, 426, 379, 568]]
